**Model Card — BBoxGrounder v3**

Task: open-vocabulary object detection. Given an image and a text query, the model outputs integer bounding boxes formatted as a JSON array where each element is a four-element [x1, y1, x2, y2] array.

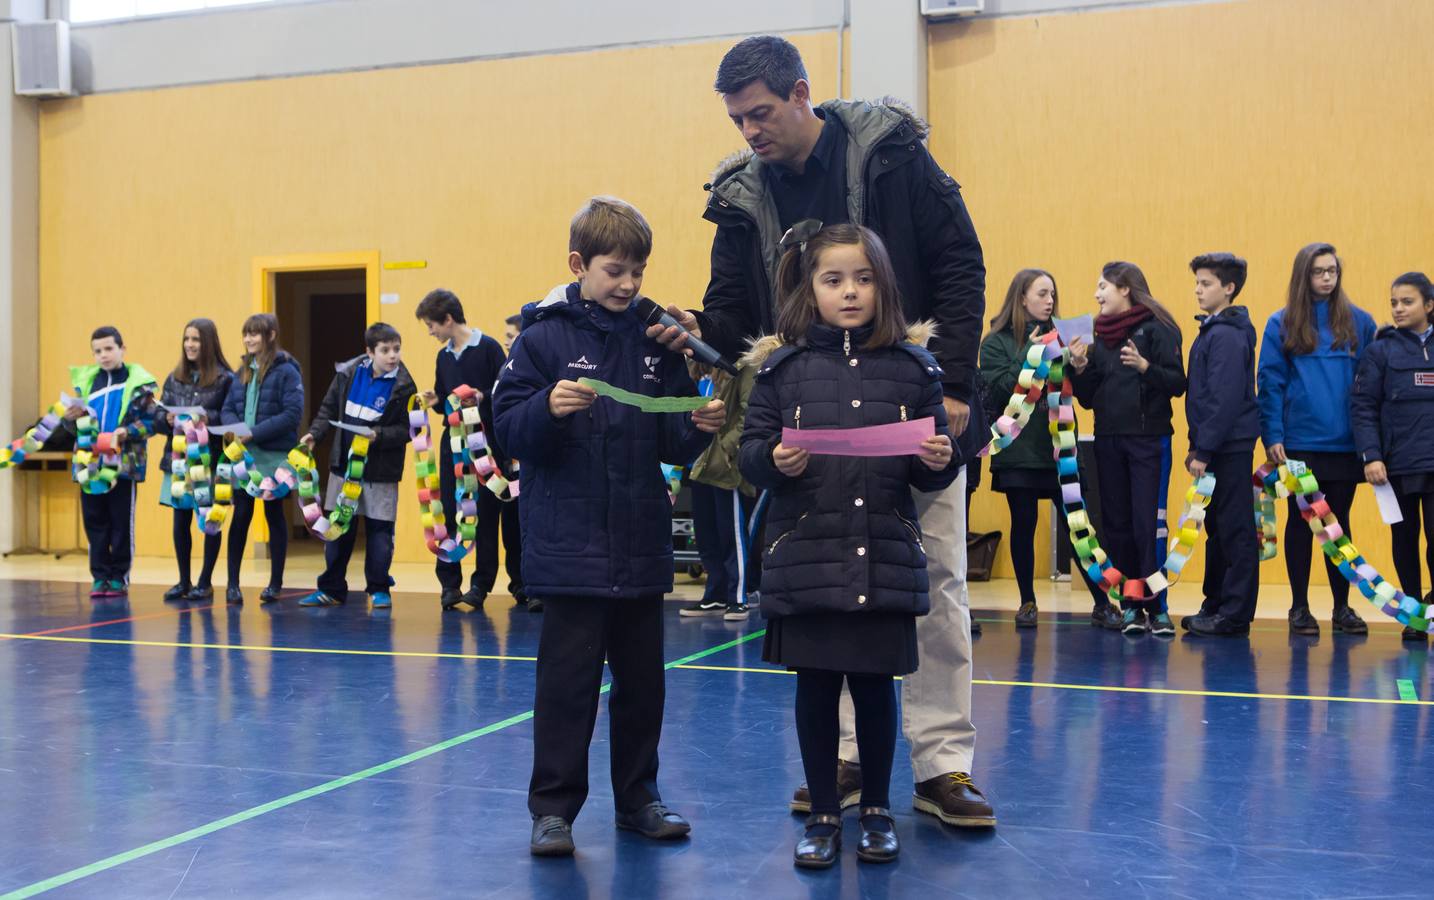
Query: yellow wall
[[930, 0, 1434, 585], [36, 33, 840, 566]]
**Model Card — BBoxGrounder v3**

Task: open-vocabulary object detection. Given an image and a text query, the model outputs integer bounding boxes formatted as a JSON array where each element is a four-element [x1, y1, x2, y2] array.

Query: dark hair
[[240, 312, 282, 385], [172, 318, 231, 388], [364, 322, 401, 351], [714, 35, 808, 99], [569, 196, 652, 265], [1189, 252, 1248, 301], [505, 314, 521, 328], [1282, 242, 1357, 355], [775, 224, 907, 350], [989, 269, 1058, 338], [1392, 271, 1434, 302], [1101, 261, 1182, 337], [90, 325, 123, 347], [415, 289, 466, 326]]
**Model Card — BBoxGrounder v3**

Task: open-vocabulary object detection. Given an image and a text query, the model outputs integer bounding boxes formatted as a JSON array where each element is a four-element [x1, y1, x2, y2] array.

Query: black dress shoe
[[1090, 604, 1122, 630], [1403, 626, 1428, 642], [1187, 613, 1247, 636], [225, 585, 244, 604], [615, 802, 690, 839], [970, 618, 982, 635], [460, 587, 488, 609], [530, 815, 575, 857], [260, 585, 282, 603], [793, 814, 842, 869], [527, 597, 545, 613], [1332, 606, 1368, 634], [186, 585, 214, 602], [856, 807, 900, 863], [1288, 606, 1320, 636], [163, 583, 192, 602], [440, 589, 464, 610]]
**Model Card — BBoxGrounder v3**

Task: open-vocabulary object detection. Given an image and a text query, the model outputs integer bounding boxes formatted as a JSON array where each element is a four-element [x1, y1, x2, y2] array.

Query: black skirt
[[991, 466, 1059, 499], [762, 612, 918, 676], [1392, 472, 1434, 496], [1285, 450, 1365, 484]]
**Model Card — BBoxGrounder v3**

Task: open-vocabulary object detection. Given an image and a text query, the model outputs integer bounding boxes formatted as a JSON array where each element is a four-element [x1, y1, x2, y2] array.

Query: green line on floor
[[1397, 679, 1418, 702]]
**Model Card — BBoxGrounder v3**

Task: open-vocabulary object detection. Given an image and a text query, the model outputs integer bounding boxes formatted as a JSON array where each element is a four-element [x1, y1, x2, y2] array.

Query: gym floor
[[0, 560, 1429, 898]]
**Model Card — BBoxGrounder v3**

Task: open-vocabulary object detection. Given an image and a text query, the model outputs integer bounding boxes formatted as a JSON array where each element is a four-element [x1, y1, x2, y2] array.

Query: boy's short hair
[[415, 289, 465, 325], [505, 314, 521, 329], [714, 35, 807, 99], [1190, 253, 1248, 300], [365, 322, 402, 351], [569, 197, 652, 266], [91, 325, 123, 346]]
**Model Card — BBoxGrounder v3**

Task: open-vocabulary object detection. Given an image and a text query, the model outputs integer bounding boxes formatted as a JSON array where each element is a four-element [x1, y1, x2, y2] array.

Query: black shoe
[[1014, 601, 1038, 628], [225, 585, 243, 604], [163, 582, 192, 602], [260, 585, 282, 604], [440, 589, 464, 610], [460, 587, 487, 609], [723, 602, 751, 621], [530, 815, 575, 857], [793, 814, 842, 869], [1332, 606, 1368, 634], [971, 618, 982, 635], [1403, 626, 1428, 642], [1187, 613, 1248, 637], [856, 807, 899, 864], [1120, 608, 1149, 634], [186, 584, 214, 602], [791, 760, 862, 813], [681, 599, 728, 617], [527, 597, 544, 613], [1091, 604, 1121, 630], [615, 802, 691, 840], [1288, 606, 1320, 636]]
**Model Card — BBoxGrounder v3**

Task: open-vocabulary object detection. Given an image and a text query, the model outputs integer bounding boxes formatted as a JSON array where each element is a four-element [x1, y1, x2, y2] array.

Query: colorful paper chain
[[409, 385, 520, 563], [216, 437, 303, 501], [0, 399, 68, 470], [168, 413, 232, 535], [295, 432, 369, 542], [1254, 461, 1431, 633], [981, 330, 1215, 603]]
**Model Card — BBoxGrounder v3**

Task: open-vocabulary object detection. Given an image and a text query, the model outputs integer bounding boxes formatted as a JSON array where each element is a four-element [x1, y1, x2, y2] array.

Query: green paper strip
[[1397, 679, 1417, 702], [578, 377, 709, 413]]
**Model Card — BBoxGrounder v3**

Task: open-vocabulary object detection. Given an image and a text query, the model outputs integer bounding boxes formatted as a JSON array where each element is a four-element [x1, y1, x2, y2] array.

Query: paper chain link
[[1254, 462, 1431, 633], [409, 385, 519, 563], [980, 330, 1215, 604], [294, 433, 368, 542], [0, 397, 124, 495]]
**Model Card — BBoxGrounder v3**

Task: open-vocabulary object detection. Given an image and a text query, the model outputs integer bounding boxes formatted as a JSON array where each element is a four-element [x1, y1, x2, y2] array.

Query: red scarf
[[1094, 305, 1153, 348]]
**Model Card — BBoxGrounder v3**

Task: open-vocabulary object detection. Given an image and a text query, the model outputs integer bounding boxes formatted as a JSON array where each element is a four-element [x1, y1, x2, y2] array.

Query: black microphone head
[[633, 297, 663, 325]]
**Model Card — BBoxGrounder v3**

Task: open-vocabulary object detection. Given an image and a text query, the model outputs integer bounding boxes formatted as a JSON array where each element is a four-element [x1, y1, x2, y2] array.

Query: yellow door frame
[[251, 250, 382, 321]]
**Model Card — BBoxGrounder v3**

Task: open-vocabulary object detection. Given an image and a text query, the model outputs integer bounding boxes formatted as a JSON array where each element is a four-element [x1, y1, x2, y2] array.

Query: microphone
[[635, 298, 739, 376]]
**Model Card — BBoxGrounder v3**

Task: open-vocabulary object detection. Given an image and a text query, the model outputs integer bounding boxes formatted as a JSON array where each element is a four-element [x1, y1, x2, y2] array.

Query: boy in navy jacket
[[493, 197, 725, 857], [1183, 253, 1261, 636]]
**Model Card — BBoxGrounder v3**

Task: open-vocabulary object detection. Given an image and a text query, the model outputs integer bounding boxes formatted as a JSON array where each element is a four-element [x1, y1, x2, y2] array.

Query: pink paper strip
[[782, 417, 936, 457]]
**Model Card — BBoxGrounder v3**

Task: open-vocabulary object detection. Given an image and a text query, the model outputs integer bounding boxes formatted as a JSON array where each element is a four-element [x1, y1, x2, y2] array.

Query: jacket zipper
[[766, 512, 808, 556], [896, 512, 925, 555], [900, 405, 907, 421], [844, 330, 851, 356], [795, 405, 801, 429]]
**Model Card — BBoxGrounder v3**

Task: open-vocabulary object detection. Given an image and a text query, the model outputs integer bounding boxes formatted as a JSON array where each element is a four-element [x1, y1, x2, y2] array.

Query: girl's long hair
[[171, 318, 231, 388], [989, 268, 1058, 337], [775, 224, 907, 349], [1101, 261, 1181, 337], [239, 313, 283, 384], [1282, 242, 1358, 355]]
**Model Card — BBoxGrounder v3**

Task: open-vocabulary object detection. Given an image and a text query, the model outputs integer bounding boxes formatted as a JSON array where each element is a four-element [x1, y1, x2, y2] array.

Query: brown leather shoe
[[790, 760, 863, 813], [913, 772, 996, 827]]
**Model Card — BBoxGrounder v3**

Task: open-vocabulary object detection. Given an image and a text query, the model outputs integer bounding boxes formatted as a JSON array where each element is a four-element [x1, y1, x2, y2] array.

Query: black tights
[[1392, 490, 1434, 601], [795, 669, 895, 826], [1003, 488, 1108, 609], [227, 493, 289, 589], [173, 508, 223, 588], [1285, 479, 1357, 612]]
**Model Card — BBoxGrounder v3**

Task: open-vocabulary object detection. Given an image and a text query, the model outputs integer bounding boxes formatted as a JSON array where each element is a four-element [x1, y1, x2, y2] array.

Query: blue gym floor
[[1, 580, 1430, 898]]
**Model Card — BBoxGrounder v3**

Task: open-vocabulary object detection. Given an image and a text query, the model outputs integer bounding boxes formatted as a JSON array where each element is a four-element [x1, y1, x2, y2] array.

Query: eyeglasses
[[1312, 266, 1340, 278]]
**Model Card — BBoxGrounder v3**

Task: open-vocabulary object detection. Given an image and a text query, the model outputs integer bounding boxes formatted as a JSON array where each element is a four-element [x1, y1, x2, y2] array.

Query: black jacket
[[1351, 326, 1434, 476], [1186, 307, 1260, 462], [155, 368, 235, 473], [1071, 319, 1186, 437], [738, 322, 959, 620], [221, 352, 304, 451], [306, 356, 417, 484], [695, 99, 987, 460]]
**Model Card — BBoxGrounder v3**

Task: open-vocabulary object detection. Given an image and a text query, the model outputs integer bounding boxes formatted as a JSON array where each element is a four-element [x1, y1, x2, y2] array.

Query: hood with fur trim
[[740, 319, 938, 370]]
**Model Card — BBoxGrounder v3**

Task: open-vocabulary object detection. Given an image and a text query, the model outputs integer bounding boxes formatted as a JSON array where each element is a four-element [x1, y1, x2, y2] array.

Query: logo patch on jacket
[[1417, 372, 1434, 387], [642, 356, 662, 382], [567, 355, 598, 372]]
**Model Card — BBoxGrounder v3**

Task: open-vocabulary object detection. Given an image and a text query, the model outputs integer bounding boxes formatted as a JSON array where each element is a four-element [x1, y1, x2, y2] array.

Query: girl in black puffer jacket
[[740, 225, 959, 869], [155, 318, 234, 602]]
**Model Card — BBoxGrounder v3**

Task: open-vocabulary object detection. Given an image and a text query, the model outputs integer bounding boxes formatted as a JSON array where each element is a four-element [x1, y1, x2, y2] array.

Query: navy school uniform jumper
[[430, 326, 514, 599], [1186, 306, 1261, 625], [1351, 324, 1434, 600], [492, 282, 713, 823]]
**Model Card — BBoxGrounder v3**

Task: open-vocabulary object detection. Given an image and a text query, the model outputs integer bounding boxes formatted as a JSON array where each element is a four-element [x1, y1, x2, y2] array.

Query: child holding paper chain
[[739, 224, 957, 869], [297, 322, 416, 609], [1257, 243, 1378, 637], [493, 197, 724, 857], [1351, 272, 1434, 642], [156, 318, 234, 603], [979, 269, 1117, 629], [1068, 262, 1186, 636], [1182, 254, 1261, 637], [221, 313, 304, 604]]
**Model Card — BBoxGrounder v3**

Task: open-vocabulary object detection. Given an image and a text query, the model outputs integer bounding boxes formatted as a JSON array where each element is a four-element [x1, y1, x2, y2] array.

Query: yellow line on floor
[[675, 663, 1434, 706], [0, 633, 536, 662]]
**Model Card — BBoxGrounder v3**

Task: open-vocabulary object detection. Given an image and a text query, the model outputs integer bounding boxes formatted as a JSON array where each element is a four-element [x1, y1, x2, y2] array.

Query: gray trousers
[[839, 465, 975, 781]]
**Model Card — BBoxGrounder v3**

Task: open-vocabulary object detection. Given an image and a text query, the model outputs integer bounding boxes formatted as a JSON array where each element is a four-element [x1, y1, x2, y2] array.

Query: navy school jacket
[[1351, 326, 1434, 476], [1186, 306, 1261, 463], [492, 283, 714, 599]]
